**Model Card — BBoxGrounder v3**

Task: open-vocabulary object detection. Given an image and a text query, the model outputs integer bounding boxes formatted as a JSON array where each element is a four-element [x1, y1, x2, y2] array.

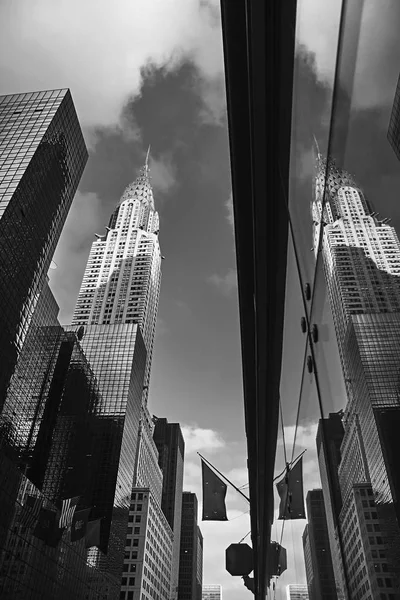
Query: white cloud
[[0, 0, 225, 132], [225, 191, 234, 230], [149, 153, 177, 195], [277, 422, 318, 454], [181, 424, 226, 454], [297, 0, 400, 111], [48, 191, 107, 324], [208, 267, 237, 296]]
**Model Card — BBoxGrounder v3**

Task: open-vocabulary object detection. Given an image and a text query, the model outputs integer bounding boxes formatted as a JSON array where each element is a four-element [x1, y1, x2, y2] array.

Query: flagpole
[[197, 452, 250, 503], [273, 449, 307, 483]]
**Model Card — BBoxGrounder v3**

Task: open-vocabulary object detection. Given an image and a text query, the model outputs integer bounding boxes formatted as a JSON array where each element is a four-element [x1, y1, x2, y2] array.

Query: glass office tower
[[302, 489, 337, 600], [388, 72, 400, 162], [153, 417, 185, 600], [178, 492, 203, 600], [0, 89, 88, 409]]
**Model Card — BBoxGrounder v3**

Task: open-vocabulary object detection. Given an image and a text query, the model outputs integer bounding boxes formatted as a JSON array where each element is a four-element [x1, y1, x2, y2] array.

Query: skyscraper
[[388, 72, 400, 162], [0, 89, 88, 409], [202, 584, 222, 600], [178, 492, 203, 600], [316, 413, 347, 598], [67, 156, 162, 585], [302, 489, 337, 600], [72, 148, 161, 396], [153, 417, 185, 598], [286, 584, 309, 600], [313, 155, 400, 590], [120, 487, 173, 600]]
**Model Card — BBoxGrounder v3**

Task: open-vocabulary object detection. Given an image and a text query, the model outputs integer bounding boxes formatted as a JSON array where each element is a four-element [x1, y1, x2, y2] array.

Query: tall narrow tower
[[67, 155, 162, 585], [313, 155, 400, 593], [0, 89, 87, 410], [72, 148, 161, 395]]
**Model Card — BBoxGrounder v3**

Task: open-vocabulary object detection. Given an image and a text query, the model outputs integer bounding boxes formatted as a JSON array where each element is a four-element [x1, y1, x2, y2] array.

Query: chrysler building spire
[[72, 156, 162, 389]]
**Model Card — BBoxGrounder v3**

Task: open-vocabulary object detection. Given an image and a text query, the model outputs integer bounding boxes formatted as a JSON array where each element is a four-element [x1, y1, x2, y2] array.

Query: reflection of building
[[0, 89, 87, 409], [0, 450, 119, 599], [316, 413, 347, 598], [120, 487, 173, 600], [153, 417, 185, 598], [302, 490, 337, 600], [70, 324, 146, 567], [340, 482, 392, 600], [202, 584, 222, 600], [178, 492, 203, 600], [388, 72, 400, 162], [286, 583, 309, 600], [0, 281, 61, 460], [313, 157, 400, 592], [196, 527, 203, 600]]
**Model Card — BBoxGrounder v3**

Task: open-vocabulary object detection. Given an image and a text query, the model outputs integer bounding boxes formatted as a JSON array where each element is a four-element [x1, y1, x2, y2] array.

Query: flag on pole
[[71, 508, 91, 542], [33, 508, 64, 547], [59, 496, 80, 528], [19, 495, 43, 529], [201, 459, 228, 521], [85, 519, 101, 548], [276, 457, 306, 520]]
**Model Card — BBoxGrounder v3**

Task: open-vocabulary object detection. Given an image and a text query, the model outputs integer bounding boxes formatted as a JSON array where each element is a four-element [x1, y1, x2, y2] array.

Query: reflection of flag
[[85, 519, 101, 548], [33, 508, 64, 547], [201, 459, 228, 521], [19, 495, 43, 529], [59, 496, 79, 528], [276, 457, 305, 520], [71, 508, 91, 542]]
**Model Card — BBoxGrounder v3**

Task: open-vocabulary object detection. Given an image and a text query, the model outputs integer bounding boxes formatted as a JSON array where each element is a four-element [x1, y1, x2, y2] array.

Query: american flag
[[19, 495, 43, 529], [59, 496, 79, 528]]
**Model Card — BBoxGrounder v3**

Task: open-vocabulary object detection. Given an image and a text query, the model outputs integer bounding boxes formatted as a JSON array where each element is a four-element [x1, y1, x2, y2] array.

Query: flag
[[85, 519, 101, 548], [276, 457, 306, 520], [33, 508, 64, 547], [59, 496, 79, 528], [201, 459, 228, 521], [71, 508, 91, 542], [19, 495, 43, 529]]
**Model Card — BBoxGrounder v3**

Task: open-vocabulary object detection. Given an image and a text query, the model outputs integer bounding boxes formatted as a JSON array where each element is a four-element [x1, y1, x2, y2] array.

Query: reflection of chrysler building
[[72, 148, 161, 390], [312, 153, 400, 593], [312, 154, 400, 358]]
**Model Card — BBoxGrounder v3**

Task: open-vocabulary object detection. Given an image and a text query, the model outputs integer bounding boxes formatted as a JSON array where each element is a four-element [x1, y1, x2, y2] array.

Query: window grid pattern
[[0, 89, 87, 409], [121, 488, 173, 600]]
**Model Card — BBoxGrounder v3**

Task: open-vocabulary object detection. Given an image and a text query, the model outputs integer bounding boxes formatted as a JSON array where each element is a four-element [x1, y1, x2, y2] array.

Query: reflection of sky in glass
[[275, 1, 400, 596]]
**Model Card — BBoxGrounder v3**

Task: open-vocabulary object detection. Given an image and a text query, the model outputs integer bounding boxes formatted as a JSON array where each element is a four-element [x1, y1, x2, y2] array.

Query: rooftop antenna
[[313, 134, 321, 159], [145, 144, 151, 172]]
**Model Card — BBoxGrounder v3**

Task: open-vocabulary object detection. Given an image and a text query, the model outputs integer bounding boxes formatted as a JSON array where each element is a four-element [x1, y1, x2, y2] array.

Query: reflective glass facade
[[273, 2, 400, 598], [70, 323, 147, 584], [0, 282, 62, 463], [302, 489, 337, 599], [0, 449, 119, 599], [153, 417, 185, 600], [178, 492, 202, 600], [388, 73, 400, 162], [0, 89, 87, 409]]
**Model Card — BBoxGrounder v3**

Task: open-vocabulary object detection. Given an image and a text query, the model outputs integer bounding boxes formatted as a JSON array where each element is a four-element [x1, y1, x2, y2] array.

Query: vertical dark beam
[[220, 0, 296, 596]]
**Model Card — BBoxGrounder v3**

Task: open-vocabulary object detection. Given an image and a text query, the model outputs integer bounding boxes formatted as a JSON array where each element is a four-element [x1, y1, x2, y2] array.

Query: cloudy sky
[[2, 0, 400, 597]]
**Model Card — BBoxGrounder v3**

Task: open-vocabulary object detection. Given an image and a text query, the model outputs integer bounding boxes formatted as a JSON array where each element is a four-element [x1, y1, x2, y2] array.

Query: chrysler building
[[72, 148, 162, 391]]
